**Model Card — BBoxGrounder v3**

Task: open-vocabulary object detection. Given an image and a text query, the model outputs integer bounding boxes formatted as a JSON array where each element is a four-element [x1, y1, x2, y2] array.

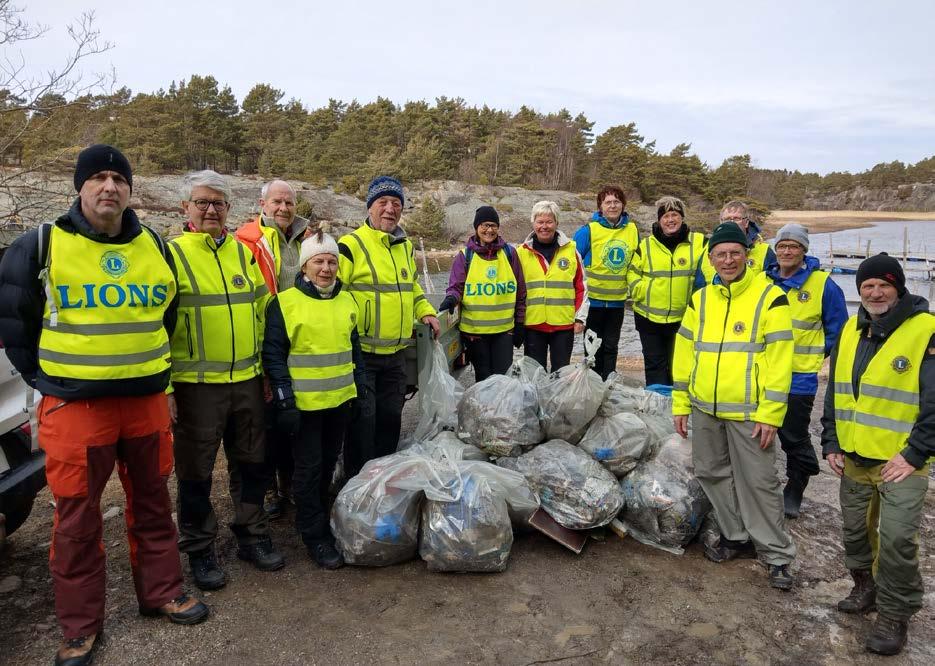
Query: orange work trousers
[[39, 392, 183, 638]]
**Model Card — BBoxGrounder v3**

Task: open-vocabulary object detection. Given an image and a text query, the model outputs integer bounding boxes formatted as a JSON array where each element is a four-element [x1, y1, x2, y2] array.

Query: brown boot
[[837, 569, 876, 614], [54, 633, 99, 666], [866, 614, 908, 656], [139, 593, 209, 625]]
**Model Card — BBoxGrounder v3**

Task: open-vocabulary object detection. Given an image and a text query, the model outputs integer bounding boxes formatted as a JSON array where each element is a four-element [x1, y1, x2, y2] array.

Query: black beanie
[[856, 253, 906, 296], [473, 205, 500, 230], [708, 221, 749, 250], [74, 144, 133, 193]]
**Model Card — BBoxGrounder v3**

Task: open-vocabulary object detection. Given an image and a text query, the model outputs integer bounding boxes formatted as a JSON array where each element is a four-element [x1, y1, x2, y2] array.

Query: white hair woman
[[262, 230, 364, 570], [514, 201, 588, 372]]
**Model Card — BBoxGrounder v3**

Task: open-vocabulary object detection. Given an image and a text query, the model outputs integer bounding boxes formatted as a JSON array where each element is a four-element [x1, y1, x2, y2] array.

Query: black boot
[[866, 614, 908, 656], [237, 536, 285, 571], [188, 547, 227, 590], [308, 541, 344, 570], [837, 569, 876, 614], [783, 476, 807, 519], [768, 564, 794, 590]]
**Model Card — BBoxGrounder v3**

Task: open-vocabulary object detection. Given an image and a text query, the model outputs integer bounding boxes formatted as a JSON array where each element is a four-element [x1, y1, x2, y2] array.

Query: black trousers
[[292, 402, 350, 548], [524, 327, 573, 373], [345, 350, 407, 478], [463, 331, 514, 381], [634, 312, 679, 386], [265, 403, 295, 498], [777, 393, 820, 480], [585, 307, 626, 380]]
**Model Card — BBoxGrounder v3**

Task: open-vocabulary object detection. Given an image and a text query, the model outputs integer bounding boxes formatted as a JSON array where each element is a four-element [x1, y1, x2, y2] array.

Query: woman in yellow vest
[[262, 230, 364, 570], [438, 206, 526, 380], [626, 196, 706, 391], [517, 201, 588, 372]]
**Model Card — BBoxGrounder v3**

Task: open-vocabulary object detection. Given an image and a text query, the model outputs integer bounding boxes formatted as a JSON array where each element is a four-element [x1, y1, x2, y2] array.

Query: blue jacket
[[765, 255, 849, 395], [572, 211, 635, 309]]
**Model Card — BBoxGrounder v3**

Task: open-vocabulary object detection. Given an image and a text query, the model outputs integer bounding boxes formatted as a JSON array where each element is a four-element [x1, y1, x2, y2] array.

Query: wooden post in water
[[903, 227, 909, 270], [829, 233, 835, 268], [865, 239, 872, 258]]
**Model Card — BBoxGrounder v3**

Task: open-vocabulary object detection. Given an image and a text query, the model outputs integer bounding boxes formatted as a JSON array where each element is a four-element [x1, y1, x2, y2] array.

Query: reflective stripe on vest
[[38, 225, 175, 381], [168, 233, 262, 384], [700, 240, 770, 285], [518, 242, 578, 326], [584, 221, 639, 301], [460, 247, 517, 334], [785, 269, 830, 373], [338, 224, 420, 355], [832, 313, 935, 461], [632, 231, 705, 323], [277, 287, 358, 410]]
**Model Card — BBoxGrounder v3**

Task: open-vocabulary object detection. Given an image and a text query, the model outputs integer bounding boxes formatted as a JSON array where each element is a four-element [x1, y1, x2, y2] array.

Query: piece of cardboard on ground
[[527, 507, 588, 554]]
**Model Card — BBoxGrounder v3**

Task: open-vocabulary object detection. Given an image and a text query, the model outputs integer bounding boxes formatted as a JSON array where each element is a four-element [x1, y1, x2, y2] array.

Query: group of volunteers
[[0, 144, 931, 663]]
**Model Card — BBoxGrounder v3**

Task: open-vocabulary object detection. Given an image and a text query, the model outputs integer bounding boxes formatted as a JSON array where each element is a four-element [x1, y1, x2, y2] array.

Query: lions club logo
[[400, 268, 409, 279], [677, 257, 687, 266], [892, 356, 911, 373], [746, 258, 755, 267], [486, 266, 498, 280], [100, 251, 129, 278], [231, 275, 246, 288], [557, 257, 570, 270], [797, 291, 811, 303], [733, 321, 746, 335], [600, 240, 628, 273]]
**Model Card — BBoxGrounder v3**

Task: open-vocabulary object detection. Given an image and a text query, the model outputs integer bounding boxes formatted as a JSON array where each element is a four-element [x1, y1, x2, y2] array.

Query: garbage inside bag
[[618, 434, 711, 555], [498, 439, 624, 529], [332, 453, 459, 566], [600, 373, 674, 418], [578, 412, 655, 476], [457, 360, 543, 457], [512, 355, 548, 384], [637, 412, 677, 445], [419, 461, 538, 573], [404, 430, 489, 462], [412, 340, 464, 442], [538, 356, 606, 444]]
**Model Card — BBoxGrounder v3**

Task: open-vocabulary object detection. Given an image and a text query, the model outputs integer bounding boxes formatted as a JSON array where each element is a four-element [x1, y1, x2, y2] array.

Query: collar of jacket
[[363, 219, 408, 246], [651, 221, 689, 248], [712, 264, 757, 297], [746, 220, 763, 244], [180, 227, 230, 250], [58, 198, 143, 244], [466, 234, 506, 258], [591, 211, 631, 229], [521, 228, 572, 248], [261, 214, 308, 242], [857, 292, 930, 339], [765, 254, 820, 289], [293, 272, 345, 300]]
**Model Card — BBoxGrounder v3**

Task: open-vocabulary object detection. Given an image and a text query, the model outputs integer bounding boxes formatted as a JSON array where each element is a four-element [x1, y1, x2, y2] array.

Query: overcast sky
[[17, 0, 935, 174]]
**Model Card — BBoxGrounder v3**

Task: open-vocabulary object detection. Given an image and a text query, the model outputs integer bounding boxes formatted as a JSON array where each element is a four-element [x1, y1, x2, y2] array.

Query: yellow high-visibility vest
[[700, 240, 771, 285], [629, 231, 706, 323], [38, 225, 176, 381], [585, 221, 639, 302], [833, 312, 935, 461], [460, 247, 517, 335], [277, 287, 358, 410], [785, 269, 831, 374], [168, 232, 268, 383], [338, 223, 436, 354], [518, 241, 579, 326], [672, 269, 793, 426]]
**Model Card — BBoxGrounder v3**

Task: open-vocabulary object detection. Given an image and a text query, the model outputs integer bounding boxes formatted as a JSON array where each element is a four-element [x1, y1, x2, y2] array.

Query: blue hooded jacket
[[572, 211, 635, 309]]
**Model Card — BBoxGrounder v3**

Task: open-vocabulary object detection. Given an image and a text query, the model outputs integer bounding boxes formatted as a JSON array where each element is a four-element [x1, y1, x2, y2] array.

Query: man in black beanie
[[821, 252, 935, 655]]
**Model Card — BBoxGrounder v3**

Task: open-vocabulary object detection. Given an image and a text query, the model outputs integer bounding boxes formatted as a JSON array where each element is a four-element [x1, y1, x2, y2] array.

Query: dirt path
[[1, 366, 933, 665]]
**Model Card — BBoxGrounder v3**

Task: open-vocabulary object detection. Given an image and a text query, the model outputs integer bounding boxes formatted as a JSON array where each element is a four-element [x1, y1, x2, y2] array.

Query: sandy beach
[[765, 209, 935, 234]]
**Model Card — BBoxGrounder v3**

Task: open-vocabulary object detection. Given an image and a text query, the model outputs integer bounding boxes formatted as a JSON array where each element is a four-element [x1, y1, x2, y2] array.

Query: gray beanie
[[775, 223, 809, 251]]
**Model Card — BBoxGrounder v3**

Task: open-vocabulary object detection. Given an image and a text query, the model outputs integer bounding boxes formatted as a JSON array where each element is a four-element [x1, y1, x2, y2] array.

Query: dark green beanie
[[708, 221, 749, 250]]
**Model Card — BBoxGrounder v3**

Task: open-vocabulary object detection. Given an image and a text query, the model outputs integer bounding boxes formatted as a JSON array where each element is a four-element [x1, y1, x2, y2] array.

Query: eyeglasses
[[477, 223, 499, 231], [719, 215, 746, 224], [711, 250, 745, 262], [190, 199, 229, 212], [775, 243, 803, 252]]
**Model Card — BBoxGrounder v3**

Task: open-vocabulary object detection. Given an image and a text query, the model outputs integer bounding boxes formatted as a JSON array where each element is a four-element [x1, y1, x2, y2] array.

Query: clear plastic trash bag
[[578, 412, 655, 476], [537, 357, 606, 444], [618, 434, 712, 555], [403, 430, 489, 462], [497, 439, 624, 529], [412, 340, 464, 442]]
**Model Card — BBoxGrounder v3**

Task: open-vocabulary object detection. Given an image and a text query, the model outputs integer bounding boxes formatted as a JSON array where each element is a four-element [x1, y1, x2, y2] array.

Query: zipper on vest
[[388, 245, 403, 349], [211, 247, 236, 380]]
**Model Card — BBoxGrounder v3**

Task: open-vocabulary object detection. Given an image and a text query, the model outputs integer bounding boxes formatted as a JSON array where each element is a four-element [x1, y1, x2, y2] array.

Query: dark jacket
[[821, 293, 935, 468], [0, 200, 179, 399], [445, 234, 527, 326], [262, 274, 365, 407]]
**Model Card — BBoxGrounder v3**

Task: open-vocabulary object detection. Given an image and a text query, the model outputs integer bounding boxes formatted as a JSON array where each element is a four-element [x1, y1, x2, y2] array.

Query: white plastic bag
[[537, 330, 606, 444], [413, 340, 464, 442], [578, 412, 655, 476]]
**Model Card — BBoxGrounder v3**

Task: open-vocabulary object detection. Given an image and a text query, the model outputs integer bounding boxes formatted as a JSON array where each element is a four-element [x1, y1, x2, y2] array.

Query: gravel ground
[[2, 345, 934, 665]]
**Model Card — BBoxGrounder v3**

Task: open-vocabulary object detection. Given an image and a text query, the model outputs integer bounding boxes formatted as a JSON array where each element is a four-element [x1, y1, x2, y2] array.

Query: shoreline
[[764, 210, 935, 234]]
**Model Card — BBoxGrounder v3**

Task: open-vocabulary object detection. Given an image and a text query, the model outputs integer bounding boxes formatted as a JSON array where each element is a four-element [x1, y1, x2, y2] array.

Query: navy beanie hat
[[74, 144, 133, 192], [366, 176, 404, 209], [856, 253, 906, 296], [473, 205, 500, 229]]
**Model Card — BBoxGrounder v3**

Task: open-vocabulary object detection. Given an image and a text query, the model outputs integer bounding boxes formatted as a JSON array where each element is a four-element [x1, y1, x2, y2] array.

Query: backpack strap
[[36, 222, 58, 326], [465, 243, 515, 274]]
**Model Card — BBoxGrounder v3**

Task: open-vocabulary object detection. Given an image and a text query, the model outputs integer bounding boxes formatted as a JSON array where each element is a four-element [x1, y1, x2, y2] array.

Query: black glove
[[512, 326, 525, 349], [438, 295, 458, 313], [275, 399, 301, 437]]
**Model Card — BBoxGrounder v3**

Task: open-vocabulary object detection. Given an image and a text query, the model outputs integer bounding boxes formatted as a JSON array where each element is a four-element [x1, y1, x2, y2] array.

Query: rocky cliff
[[803, 182, 935, 212]]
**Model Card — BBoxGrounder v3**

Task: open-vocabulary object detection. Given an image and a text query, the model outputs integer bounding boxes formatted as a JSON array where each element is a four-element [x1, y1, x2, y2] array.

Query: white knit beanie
[[299, 230, 339, 267]]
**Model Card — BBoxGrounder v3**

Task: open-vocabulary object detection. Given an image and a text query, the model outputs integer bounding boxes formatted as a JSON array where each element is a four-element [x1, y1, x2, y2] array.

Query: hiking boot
[[140, 593, 209, 625], [237, 536, 285, 571], [703, 538, 757, 563], [865, 614, 908, 656], [783, 477, 808, 519], [188, 547, 226, 591], [837, 569, 876, 614], [264, 491, 286, 521], [768, 564, 794, 590], [54, 633, 99, 666], [308, 542, 344, 570]]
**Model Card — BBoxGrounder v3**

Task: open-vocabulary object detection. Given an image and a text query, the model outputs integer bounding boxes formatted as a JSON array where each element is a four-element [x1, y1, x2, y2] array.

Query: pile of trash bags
[[618, 434, 712, 555], [411, 341, 465, 442], [578, 412, 654, 476], [538, 357, 606, 444], [498, 440, 623, 530]]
